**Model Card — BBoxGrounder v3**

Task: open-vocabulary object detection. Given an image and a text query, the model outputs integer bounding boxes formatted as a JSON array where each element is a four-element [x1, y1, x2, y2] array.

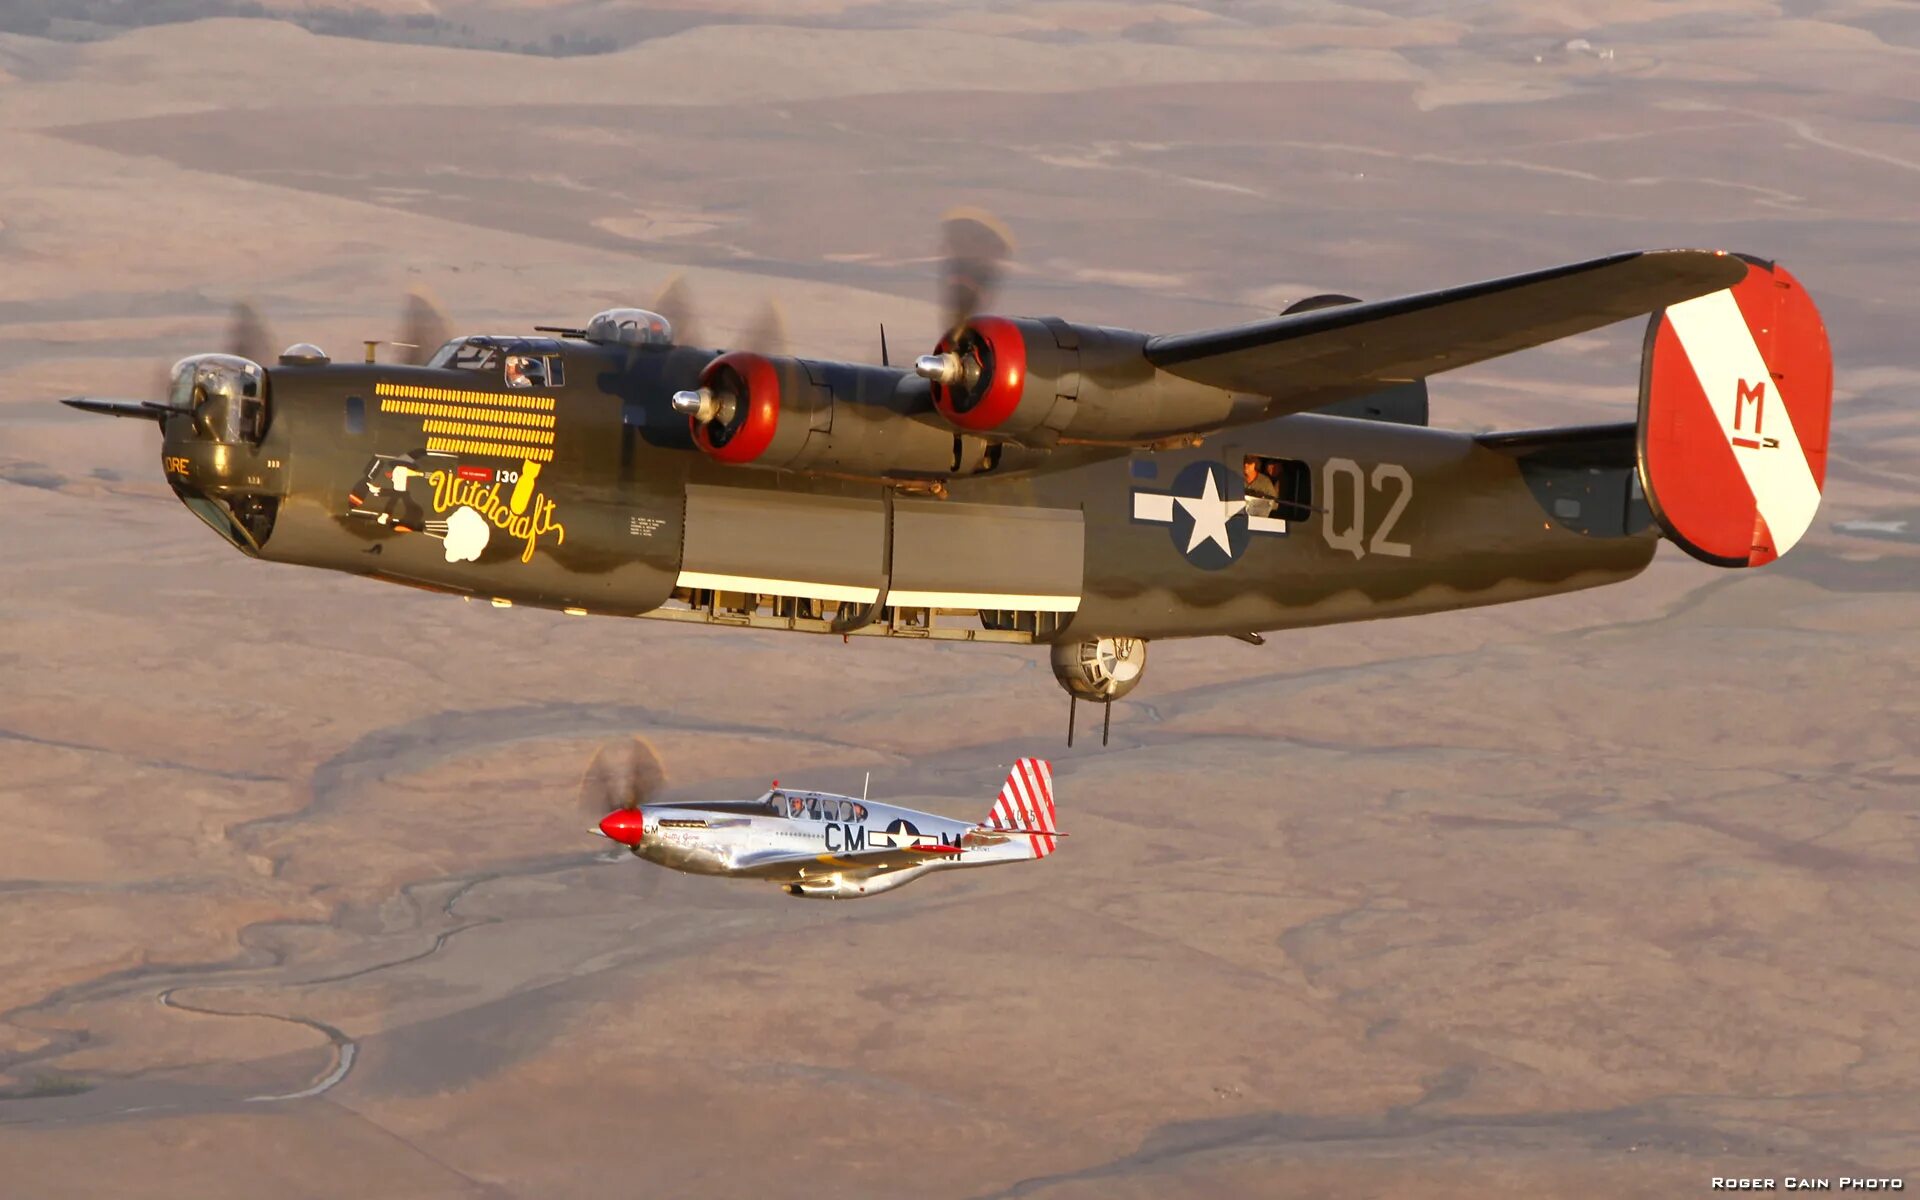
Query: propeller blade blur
[[226, 300, 275, 366], [580, 743, 617, 815], [939, 207, 1014, 338], [651, 274, 700, 351], [615, 735, 667, 809], [740, 298, 788, 356], [578, 735, 668, 814], [400, 290, 451, 366]]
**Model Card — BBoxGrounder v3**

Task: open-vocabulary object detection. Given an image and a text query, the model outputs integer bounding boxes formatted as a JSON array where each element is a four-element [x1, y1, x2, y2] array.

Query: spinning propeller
[[937, 207, 1015, 343], [669, 210, 1013, 440], [661, 273, 790, 427], [224, 299, 275, 372], [650, 273, 788, 360], [581, 735, 669, 849], [917, 208, 1016, 389], [61, 290, 455, 424], [398, 290, 452, 366]]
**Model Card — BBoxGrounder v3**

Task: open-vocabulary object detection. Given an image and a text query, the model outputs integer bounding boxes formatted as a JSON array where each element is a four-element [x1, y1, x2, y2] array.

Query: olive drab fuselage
[[164, 332, 1656, 650]]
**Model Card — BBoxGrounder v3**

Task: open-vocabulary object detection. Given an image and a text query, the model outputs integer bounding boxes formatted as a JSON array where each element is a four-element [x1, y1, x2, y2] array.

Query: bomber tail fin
[[983, 759, 1061, 859], [1638, 257, 1832, 566]]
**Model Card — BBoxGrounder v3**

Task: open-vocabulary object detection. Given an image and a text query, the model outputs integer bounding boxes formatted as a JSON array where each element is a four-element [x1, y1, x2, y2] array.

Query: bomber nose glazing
[[161, 353, 286, 550]]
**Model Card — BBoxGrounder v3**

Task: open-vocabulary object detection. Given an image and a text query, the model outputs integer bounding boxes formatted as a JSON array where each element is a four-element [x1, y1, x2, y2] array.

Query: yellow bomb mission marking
[[428, 469, 565, 563], [375, 382, 559, 465]]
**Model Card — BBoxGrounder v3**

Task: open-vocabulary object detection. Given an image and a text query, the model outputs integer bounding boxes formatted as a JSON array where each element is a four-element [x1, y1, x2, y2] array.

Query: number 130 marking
[[1322, 458, 1413, 559]]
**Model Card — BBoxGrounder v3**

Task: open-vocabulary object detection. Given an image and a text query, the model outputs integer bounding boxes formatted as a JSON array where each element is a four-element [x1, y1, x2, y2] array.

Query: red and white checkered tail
[[985, 758, 1061, 859], [1639, 256, 1832, 568]]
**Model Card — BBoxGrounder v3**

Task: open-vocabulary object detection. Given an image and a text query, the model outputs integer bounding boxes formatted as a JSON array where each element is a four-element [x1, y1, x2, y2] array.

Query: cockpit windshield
[[772, 792, 867, 823], [171, 354, 267, 445], [428, 340, 497, 371], [427, 337, 567, 389]]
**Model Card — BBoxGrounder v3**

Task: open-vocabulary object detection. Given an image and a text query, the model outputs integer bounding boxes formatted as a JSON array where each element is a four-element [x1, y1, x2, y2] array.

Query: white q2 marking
[[1322, 458, 1413, 559]]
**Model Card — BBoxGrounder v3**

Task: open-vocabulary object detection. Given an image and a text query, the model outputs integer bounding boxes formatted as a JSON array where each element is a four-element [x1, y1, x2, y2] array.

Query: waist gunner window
[[1243, 454, 1313, 522]]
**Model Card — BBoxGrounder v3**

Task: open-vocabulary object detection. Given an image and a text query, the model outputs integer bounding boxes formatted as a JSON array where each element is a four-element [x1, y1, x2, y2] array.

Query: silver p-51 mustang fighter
[[589, 744, 1061, 899]]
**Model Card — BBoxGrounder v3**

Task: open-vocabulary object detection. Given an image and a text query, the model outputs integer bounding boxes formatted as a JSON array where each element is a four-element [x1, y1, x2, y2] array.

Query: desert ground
[[0, 3, 1916, 1196]]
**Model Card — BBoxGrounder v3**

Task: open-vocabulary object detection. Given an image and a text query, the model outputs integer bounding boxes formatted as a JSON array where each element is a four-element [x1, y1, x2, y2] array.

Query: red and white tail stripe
[[1639, 257, 1832, 567], [985, 758, 1060, 859]]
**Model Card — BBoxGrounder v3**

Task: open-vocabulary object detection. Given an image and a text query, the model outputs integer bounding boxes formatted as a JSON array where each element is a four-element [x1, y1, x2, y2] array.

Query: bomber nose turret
[[153, 352, 285, 550], [63, 346, 289, 552]]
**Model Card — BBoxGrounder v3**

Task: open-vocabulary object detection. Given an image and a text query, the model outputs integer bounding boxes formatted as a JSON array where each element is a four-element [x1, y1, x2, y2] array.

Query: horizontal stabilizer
[[1476, 422, 1636, 469]]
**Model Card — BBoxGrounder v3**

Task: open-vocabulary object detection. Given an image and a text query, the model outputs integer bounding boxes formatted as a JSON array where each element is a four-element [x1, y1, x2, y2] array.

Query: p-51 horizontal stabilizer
[[968, 825, 1068, 840]]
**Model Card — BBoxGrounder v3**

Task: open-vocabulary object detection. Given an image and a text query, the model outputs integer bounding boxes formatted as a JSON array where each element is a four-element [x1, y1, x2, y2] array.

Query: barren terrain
[[0, 4, 1916, 1197]]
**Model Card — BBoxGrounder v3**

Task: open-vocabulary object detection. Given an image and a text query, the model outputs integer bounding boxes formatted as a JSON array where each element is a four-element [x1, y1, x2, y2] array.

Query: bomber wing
[[1145, 249, 1748, 416]]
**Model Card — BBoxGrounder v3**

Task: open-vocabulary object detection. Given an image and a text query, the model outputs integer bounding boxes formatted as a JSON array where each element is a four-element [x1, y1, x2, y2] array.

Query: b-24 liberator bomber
[[584, 738, 1061, 900], [61, 215, 1833, 741]]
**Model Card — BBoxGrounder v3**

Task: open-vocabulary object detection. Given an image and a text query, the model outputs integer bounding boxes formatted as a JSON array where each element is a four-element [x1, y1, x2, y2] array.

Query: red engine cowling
[[689, 351, 788, 464], [681, 351, 973, 476], [924, 316, 1247, 445], [928, 316, 1069, 440]]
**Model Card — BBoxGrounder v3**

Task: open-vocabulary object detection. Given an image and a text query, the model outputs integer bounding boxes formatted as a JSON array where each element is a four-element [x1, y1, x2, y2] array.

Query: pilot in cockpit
[[505, 355, 534, 388]]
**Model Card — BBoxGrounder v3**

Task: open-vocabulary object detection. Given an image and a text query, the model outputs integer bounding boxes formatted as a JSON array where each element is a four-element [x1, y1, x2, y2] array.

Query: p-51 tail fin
[[1639, 257, 1832, 566], [983, 759, 1060, 859]]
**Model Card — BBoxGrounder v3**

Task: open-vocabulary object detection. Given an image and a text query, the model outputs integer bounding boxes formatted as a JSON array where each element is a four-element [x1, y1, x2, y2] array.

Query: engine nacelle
[[678, 351, 994, 476], [920, 317, 1259, 445]]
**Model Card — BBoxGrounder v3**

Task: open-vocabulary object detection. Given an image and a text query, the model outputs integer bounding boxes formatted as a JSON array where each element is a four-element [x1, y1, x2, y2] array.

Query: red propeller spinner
[[598, 808, 646, 846]]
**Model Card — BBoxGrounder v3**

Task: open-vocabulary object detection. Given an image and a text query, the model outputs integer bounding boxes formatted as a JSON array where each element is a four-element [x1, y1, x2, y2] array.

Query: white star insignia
[[1175, 468, 1240, 555]]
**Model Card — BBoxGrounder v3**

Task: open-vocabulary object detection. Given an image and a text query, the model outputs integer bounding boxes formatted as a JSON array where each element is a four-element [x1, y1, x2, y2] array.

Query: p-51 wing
[[1145, 249, 1749, 416], [731, 841, 965, 879]]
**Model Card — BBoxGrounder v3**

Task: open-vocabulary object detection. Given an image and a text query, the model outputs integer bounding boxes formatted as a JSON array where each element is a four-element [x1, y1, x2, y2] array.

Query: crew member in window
[[1270, 459, 1307, 520], [1243, 456, 1278, 518], [505, 355, 535, 388]]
